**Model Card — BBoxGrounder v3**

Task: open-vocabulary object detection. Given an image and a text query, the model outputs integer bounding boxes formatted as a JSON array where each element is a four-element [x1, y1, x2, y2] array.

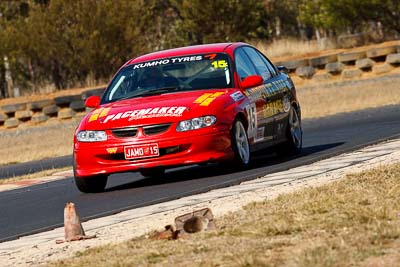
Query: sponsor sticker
[[230, 91, 245, 102], [256, 127, 265, 141], [106, 147, 118, 154], [133, 56, 203, 69], [283, 96, 291, 112], [89, 107, 111, 122], [101, 106, 187, 123], [194, 92, 225, 106]]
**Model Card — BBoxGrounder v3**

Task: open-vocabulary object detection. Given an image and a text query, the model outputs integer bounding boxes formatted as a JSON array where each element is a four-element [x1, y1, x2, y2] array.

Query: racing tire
[[231, 118, 251, 167], [140, 167, 165, 178], [74, 174, 108, 193], [277, 106, 302, 156]]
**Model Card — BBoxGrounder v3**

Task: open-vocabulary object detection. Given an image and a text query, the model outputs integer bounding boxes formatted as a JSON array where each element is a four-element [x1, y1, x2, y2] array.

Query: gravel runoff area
[[1, 138, 400, 266]]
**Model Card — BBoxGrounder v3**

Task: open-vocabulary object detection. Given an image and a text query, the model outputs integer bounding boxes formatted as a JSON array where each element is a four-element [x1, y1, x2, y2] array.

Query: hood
[[84, 89, 235, 130]]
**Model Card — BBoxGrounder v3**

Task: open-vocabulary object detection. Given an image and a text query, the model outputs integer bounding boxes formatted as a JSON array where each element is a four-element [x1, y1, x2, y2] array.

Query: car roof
[[126, 42, 248, 66]]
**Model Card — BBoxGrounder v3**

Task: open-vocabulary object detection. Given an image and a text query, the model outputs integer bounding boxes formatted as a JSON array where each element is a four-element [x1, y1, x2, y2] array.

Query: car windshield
[[102, 53, 233, 103]]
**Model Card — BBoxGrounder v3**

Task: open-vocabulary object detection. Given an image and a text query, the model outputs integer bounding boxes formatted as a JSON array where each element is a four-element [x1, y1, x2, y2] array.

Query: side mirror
[[85, 95, 101, 108], [277, 65, 289, 74], [240, 75, 263, 89]]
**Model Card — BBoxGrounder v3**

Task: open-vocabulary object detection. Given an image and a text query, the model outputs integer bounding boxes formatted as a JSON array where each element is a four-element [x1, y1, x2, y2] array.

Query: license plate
[[124, 143, 159, 160]]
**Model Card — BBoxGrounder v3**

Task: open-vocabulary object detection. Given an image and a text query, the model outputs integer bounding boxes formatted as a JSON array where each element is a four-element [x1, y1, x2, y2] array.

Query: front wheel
[[277, 106, 302, 156], [74, 175, 108, 193], [231, 118, 251, 166]]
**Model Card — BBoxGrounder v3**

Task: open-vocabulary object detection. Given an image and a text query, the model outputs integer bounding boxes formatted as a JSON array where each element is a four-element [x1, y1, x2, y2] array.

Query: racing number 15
[[211, 60, 228, 69]]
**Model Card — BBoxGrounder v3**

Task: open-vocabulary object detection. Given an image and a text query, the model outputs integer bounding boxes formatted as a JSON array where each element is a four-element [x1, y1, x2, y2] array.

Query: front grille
[[143, 123, 171, 136], [112, 127, 138, 138]]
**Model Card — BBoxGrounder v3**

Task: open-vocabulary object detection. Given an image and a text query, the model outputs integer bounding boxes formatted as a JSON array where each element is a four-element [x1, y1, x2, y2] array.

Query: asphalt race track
[[1, 104, 400, 242]]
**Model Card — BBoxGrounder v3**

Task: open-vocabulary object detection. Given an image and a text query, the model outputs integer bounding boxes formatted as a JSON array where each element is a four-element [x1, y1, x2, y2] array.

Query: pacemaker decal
[[101, 106, 187, 123]]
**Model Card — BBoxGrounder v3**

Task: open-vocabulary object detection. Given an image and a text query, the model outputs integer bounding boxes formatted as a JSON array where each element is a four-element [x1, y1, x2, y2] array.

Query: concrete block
[[372, 63, 394, 75], [278, 59, 309, 71], [386, 53, 400, 65], [309, 54, 338, 67], [27, 99, 54, 111], [31, 113, 49, 124], [58, 108, 76, 119], [15, 110, 33, 121], [4, 118, 19, 129], [356, 58, 375, 70], [313, 73, 332, 82], [341, 69, 362, 79], [338, 51, 367, 63], [46, 117, 60, 125], [367, 46, 397, 59], [81, 88, 105, 100], [325, 62, 344, 74], [1, 103, 27, 114], [54, 95, 82, 107], [295, 66, 315, 79], [0, 112, 7, 123], [42, 105, 58, 116], [70, 100, 86, 112]]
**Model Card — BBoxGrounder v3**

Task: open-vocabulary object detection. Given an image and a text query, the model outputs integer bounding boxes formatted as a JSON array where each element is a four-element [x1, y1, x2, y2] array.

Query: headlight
[[176, 115, 216, 132], [76, 130, 107, 142]]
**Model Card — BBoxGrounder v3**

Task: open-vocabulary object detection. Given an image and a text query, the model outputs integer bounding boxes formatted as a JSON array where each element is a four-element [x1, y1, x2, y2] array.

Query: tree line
[[0, 0, 399, 98]]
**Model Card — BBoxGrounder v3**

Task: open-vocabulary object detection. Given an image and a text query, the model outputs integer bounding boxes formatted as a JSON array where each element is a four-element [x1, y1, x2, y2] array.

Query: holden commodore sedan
[[74, 42, 302, 193]]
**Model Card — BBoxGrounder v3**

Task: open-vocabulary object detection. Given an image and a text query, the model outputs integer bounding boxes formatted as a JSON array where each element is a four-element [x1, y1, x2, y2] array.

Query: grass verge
[[49, 163, 400, 267]]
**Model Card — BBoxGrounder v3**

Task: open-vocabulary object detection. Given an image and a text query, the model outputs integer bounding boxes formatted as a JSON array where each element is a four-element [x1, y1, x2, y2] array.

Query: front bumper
[[74, 128, 232, 177]]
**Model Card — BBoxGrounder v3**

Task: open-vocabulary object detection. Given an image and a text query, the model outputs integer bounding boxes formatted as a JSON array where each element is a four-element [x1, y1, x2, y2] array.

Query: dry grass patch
[[254, 38, 338, 61], [49, 163, 400, 267], [0, 122, 77, 166], [297, 75, 400, 119]]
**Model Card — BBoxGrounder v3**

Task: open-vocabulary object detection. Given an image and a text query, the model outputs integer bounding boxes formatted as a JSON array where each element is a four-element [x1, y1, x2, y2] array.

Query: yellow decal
[[211, 60, 228, 69], [89, 107, 110, 122], [194, 93, 213, 104], [106, 147, 118, 154], [99, 107, 111, 118], [194, 92, 225, 106], [262, 100, 284, 118]]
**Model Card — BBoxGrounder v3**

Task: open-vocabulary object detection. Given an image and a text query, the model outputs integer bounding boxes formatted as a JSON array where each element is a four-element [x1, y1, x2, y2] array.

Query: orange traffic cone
[[56, 202, 96, 244], [149, 225, 180, 240]]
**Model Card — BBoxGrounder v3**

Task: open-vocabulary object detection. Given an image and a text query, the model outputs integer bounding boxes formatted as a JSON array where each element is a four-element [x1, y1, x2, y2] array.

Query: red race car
[[74, 43, 302, 193]]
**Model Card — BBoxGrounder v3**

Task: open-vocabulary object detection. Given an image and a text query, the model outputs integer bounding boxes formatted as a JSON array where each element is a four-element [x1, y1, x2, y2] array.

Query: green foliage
[[0, 0, 399, 95], [299, 0, 400, 33]]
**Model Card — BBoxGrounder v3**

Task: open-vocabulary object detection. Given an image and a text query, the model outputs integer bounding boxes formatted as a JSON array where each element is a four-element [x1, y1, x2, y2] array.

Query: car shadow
[[104, 141, 345, 192]]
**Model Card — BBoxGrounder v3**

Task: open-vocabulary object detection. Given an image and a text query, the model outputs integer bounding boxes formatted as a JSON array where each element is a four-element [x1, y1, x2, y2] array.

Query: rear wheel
[[140, 167, 165, 178], [277, 106, 302, 156], [231, 118, 250, 166], [74, 175, 108, 193]]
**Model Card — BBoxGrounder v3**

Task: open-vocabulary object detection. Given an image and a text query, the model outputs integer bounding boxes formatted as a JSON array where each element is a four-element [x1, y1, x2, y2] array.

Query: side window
[[243, 47, 273, 80], [256, 50, 278, 76], [234, 48, 258, 80]]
